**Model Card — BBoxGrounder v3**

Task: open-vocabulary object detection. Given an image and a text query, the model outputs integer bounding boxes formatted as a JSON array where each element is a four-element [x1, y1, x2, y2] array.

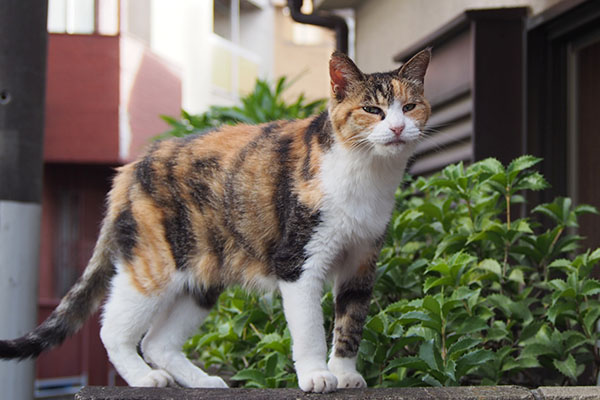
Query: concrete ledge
[[532, 386, 600, 399], [74, 385, 600, 399]]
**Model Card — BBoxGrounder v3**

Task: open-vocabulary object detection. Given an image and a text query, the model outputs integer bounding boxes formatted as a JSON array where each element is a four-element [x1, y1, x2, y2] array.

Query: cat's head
[[328, 49, 431, 157]]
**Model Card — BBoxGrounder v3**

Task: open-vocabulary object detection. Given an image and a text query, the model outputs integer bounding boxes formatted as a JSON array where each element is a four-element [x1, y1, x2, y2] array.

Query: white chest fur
[[317, 142, 410, 246]]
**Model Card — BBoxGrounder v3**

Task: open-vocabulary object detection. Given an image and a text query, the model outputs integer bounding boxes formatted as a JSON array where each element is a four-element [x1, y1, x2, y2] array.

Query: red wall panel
[[44, 34, 120, 163]]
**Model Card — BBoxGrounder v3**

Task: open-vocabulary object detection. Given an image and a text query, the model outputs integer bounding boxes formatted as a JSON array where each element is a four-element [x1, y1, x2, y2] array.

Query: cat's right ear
[[329, 52, 363, 101]]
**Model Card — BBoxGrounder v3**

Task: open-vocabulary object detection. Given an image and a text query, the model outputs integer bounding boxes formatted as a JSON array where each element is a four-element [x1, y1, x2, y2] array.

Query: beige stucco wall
[[355, 0, 565, 73], [273, 6, 335, 102]]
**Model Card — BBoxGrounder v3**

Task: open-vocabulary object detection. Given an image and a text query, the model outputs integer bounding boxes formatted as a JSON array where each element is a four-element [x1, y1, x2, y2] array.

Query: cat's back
[[104, 115, 331, 289], [114, 117, 324, 206]]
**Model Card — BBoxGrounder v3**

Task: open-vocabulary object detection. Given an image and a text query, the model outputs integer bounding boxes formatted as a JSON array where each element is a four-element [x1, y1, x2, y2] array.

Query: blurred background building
[[36, 0, 599, 397]]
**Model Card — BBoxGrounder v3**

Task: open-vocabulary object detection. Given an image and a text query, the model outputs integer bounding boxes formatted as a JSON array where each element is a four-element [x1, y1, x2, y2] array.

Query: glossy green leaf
[[553, 354, 580, 380], [231, 368, 267, 386]]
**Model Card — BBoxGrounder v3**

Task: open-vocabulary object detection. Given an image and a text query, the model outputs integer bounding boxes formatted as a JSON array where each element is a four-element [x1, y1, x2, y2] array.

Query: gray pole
[[0, 1, 48, 399]]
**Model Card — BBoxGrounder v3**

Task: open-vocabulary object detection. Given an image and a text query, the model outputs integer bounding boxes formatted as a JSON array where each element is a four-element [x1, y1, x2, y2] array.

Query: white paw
[[298, 369, 338, 393], [132, 369, 175, 387], [334, 371, 367, 389], [194, 375, 229, 388]]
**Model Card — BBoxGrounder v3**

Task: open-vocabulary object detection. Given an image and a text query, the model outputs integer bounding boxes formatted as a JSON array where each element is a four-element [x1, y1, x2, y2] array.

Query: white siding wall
[[355, 0, 564, 72]]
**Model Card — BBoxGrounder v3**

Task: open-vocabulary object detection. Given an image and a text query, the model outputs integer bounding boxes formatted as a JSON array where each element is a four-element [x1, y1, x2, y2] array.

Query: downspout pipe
[[287, 0, 349, 54]]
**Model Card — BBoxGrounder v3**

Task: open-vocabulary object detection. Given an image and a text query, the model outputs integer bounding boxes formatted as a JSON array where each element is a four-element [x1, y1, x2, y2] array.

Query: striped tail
[[0, 222, 115, 359]]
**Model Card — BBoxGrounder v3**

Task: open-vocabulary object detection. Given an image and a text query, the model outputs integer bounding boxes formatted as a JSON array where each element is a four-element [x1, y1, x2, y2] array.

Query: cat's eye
[[402, 103, 416, 112], [362, 106, 384, 116]]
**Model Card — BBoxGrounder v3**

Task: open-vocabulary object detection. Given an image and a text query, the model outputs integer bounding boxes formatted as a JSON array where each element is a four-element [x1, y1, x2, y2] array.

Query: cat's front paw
[[132, 369, 174, 387], [196, 375, 229, 388], [298, 369, 338, 393], [334, 371, 366, 389], [173, 373, 229, 388]]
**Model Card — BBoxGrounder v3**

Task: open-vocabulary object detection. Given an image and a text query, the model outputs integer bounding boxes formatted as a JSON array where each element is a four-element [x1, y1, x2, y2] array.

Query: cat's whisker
[[349, 136, 374, 151], [415, 133, 446, 153], [424, 121, 453, 130]]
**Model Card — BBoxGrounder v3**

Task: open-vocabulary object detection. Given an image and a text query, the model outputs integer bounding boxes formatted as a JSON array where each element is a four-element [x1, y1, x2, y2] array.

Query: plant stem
[[466, 198, 474, 224], [549, 226, 564, 251], [503, 242, 509, 280], [502, 191, 512, 289], [463, 300, 472, 316], [249, 322, 262, 338], [373, 296, 383, 312], [505, 193, 511, 230], [541, 226, 565, 280], [441, 319, 447, 365], [593, 338, 600, 379]]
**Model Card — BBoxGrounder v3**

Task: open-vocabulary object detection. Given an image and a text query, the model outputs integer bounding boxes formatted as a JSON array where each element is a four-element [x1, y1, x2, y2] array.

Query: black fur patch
[[136, 139, 198, 270], [135, 142, 160, 196], [312, 112, 334, 149], [0, 321, 69, 360], [163, 203, 195, 270], [302, 112, 333, 180], [207, 227, 226, 269], [185, 284, 223, 309], [334, 286, 372, 316], [114, 206, 138, 262], [269, 134, 321, 282], [333, 261, 376, 358], [163, 145, 196, 270], [0, 337, 43, 359], [186, 156, 220, 209], [365, 73, 396, 105]]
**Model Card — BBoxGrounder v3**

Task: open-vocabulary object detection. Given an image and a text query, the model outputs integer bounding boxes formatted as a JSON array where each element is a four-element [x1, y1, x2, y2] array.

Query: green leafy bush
[[185, 155, 600, 388], [184, 289, 297, 388], [159, 76, 326, 138], [365, 156, 600, 387]]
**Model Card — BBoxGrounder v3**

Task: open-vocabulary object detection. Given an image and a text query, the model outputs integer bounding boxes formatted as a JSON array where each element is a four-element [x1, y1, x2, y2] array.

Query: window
[[47, 0, 119, 35], [214, 0, 234, 41]]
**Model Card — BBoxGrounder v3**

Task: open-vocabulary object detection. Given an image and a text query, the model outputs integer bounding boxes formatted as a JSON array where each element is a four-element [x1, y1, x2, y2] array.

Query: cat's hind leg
[[141, 292, 228, 388], [100, 269, 175, 387]]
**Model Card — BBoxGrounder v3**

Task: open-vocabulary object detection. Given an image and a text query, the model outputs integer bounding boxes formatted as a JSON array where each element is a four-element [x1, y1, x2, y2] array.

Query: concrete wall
[[354, 0, 564, 73], [273, 6, 335, 103]]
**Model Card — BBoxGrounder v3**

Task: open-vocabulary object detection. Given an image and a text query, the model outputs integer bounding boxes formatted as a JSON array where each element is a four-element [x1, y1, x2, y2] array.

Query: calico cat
[[0, 49, 431, 393]]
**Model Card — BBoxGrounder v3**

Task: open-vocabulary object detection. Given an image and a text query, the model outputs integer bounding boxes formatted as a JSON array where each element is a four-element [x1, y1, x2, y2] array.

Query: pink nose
[[390, 125, 405, 136]]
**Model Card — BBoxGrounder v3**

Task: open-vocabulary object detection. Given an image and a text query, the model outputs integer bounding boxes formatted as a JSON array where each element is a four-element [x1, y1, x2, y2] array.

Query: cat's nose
[[390, 125, 405, 136]]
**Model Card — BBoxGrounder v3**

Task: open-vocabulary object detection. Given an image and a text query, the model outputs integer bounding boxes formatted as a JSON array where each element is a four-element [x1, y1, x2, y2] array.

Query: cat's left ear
[[329, 51, 363, 101], [397, 48, 431, 87]]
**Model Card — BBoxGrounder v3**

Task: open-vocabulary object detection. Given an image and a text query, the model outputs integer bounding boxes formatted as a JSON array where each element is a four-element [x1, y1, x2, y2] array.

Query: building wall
[[44, 34, 120, 164], [148, 0, 213, 113], [273, 6, 335, 103], [240, 5, 275, 82], [354, 0, 564, 72]]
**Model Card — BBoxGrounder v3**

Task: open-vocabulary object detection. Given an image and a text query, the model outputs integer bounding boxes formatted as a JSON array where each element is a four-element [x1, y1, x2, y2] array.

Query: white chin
[[374, 141, 414, 157]]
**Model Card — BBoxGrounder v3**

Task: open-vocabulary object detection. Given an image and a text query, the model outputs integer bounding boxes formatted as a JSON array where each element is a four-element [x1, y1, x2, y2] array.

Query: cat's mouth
[[385, 138, 406, 146]]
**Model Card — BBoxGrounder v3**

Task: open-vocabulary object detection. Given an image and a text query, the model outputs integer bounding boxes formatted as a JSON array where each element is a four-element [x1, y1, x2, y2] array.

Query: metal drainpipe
[[287, 0, 349, 54]]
